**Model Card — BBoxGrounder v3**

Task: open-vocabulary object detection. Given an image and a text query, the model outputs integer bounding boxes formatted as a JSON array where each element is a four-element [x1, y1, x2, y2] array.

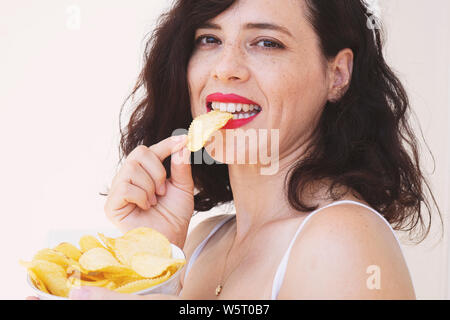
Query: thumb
[[69, 286, 144, 300], [170, 145, 193, 194]]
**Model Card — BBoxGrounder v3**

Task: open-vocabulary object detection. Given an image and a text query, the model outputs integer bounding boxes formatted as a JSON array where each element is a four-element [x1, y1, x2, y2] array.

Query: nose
[[210, 43, 250, 83]]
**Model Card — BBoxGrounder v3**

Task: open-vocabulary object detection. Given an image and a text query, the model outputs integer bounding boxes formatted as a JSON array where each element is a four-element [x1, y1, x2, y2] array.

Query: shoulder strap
[[270, 200, 406, 300], [183, 214, 236, 281]]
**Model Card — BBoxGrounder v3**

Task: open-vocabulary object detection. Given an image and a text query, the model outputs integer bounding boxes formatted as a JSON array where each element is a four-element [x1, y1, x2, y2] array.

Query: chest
[[180, 218, 306, 300]]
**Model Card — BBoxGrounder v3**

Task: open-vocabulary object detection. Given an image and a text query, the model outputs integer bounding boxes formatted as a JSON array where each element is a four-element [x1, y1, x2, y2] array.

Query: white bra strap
[[183, 214, 236, 281]]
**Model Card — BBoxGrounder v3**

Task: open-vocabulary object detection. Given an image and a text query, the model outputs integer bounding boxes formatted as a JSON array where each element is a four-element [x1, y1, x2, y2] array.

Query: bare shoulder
[[278, 203, 416, 299]]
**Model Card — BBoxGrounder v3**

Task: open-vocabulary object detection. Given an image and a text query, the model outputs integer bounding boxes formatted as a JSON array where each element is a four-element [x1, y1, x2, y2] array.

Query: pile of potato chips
[[21, 227, 185, 298]]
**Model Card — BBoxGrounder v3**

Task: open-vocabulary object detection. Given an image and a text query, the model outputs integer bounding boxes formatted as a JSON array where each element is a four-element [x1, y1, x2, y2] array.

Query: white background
[[0, 0, 449, 299]]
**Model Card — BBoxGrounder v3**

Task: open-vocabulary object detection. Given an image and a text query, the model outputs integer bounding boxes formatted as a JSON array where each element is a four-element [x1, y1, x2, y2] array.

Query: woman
[[68, 0, 441, 300]]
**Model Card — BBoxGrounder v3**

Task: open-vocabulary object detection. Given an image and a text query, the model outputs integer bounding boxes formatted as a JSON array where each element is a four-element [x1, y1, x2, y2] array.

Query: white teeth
[[237, 113, 255, 119], [209, 101, 261, 115], [227, 103, 236, 113]]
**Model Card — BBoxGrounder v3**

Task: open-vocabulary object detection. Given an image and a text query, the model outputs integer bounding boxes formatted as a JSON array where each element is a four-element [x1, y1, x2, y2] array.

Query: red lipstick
[[206, 93, 260, 106], [205, 93, 262, 129]]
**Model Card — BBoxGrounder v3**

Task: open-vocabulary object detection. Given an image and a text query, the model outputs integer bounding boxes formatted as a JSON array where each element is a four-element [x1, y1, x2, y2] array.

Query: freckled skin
[[178, 0, 415, 300], [188, 0, 330, 164]]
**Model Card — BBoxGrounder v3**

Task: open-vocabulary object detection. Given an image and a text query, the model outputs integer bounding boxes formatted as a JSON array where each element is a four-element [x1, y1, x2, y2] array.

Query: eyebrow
[[197, 22, 294, 38]]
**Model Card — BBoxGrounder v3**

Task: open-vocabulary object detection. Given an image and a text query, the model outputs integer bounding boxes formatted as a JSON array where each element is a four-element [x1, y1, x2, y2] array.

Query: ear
[[327, 48, 354, 102]]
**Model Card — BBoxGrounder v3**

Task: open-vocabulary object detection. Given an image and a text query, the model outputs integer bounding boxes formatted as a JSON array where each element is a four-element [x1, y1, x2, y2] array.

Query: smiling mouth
[[206, 101, 262, 120]]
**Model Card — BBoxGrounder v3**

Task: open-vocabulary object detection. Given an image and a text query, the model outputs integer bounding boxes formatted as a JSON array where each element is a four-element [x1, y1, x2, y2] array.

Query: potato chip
[[67, 276, 115, 290], [68, 268, 105, 282], [79, 247, 143, 280], [33, 248, 83, 277], [21, 260, 70, 297], [79, 235, 106, 253], [97, 233, 118, 255], [130, 253, 185, 278], [53, 242, 82, 261], [79, 247, 121, 271], [114, 271, 172, 294], [22, 227, 185, 298], [101, 272, 144, 287], [100, 228, 172, 265], [33, 248, 72, 268], [28, 269, 49, 294], [187, 110, 234, 152]]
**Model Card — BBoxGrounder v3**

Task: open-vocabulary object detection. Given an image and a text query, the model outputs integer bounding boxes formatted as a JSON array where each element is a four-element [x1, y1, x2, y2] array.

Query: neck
[[227, 147, 305, 243]]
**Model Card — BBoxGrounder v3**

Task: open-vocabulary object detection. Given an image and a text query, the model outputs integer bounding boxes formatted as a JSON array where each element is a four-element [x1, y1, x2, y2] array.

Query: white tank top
[[182, 200, 409, 299]]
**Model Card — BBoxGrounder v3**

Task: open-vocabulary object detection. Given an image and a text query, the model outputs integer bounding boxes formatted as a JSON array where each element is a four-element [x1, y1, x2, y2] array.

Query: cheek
[[261, 60, 327, 146], [187, 57, 208, 117]]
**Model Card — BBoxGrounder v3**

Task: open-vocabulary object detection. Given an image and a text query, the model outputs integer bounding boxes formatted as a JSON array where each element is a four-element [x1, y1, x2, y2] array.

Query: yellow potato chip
[[68, 268, 105, 282], [79, 247, 121, 271], [187, 110, 233, 152], [53, 242, 82, 261], [101, 228, 172, 266], [97, 233, 118, 255], [28, 269, 49, 294], [33, 248, 72, 268], [79, 247, 142, 279], [114, 271, 172, 294], [22, 227, 184, 297], [21, 260, 70, 297], [79, 235, 106, 253], [82, 272, 105, 281], [104, 281, 118, 290], [130, 253, 185, 278], [101, 272, 144, 288], [34, 248, 83, 277], [67, 276, 115, 290]]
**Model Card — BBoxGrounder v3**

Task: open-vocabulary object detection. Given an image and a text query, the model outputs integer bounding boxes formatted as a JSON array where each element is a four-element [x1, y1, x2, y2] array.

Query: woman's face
[[187, 0, 331, 166]]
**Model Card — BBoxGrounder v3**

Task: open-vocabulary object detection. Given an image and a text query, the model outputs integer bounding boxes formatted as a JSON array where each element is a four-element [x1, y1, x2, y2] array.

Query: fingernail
[[171, 135, 187, 143], [69, 287, 90, 300]]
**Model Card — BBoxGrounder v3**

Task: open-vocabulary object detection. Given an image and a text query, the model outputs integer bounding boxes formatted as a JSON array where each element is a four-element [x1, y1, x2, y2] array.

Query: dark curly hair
[[118, 0, 442, 243]]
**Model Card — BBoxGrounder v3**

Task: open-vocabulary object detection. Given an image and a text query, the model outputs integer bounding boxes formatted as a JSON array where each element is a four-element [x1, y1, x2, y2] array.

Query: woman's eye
[[254, 39, 284, 49], [194, 35, 284, 50], [195, 35, 221, 46]]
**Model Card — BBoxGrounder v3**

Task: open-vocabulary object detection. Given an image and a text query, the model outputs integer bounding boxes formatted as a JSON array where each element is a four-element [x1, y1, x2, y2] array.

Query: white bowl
[[27, 243, 185, 300]]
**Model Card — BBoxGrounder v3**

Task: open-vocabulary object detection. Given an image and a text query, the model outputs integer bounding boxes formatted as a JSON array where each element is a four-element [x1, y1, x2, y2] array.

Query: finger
[[108, 181, 151, 212], [69, 287, 145, 300], [26, 296, 40, 300], [128, 148, 168, 196], [170, 146, 194, 194], [118, 159, 157, 205], [149, 135, 187, 162]]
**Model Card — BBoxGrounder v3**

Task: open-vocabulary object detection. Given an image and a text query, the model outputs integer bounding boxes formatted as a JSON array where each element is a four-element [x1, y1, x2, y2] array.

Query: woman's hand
[[104, 135, 194, 248]]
